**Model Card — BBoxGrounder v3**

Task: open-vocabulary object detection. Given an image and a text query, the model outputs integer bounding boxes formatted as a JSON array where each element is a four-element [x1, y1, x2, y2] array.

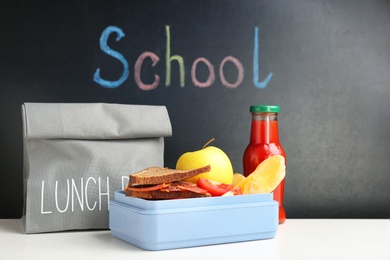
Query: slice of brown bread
[[129, 165, 211, 186], [125, 189, 211, 199]]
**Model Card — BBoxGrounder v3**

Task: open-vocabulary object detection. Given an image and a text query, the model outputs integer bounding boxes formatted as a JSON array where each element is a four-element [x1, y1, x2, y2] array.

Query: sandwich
[[124, 165, 212, 199]]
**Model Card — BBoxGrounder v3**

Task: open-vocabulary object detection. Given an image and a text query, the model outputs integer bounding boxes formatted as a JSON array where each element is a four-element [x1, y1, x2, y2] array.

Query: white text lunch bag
[[21, 103, 172, 233]]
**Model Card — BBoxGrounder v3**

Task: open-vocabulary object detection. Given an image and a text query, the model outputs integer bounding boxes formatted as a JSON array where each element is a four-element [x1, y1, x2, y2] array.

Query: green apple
[[176, 139, 234, 184]]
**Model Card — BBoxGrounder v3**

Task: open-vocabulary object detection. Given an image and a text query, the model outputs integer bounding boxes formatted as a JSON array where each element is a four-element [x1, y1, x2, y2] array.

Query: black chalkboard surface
[[1, 0, 390, 219]]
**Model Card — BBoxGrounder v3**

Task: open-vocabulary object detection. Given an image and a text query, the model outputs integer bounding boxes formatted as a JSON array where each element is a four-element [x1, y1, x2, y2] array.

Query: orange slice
[[235, 155, 285, 194], [232, 173, 246, 186]]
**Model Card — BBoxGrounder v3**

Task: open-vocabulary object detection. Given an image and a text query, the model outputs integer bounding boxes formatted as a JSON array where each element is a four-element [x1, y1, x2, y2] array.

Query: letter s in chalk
[[93, 26, 129, 88]]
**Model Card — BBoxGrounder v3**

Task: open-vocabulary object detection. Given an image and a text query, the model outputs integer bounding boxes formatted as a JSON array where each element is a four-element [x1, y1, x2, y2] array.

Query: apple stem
[[202, 138, 215, 149]]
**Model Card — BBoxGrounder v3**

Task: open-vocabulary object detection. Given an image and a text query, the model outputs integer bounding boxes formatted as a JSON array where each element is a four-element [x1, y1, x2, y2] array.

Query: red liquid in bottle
[[243, 106, 286, 224]]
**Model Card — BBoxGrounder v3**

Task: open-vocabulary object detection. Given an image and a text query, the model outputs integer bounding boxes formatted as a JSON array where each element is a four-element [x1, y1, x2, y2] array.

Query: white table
[[1, 219, 389, 259]]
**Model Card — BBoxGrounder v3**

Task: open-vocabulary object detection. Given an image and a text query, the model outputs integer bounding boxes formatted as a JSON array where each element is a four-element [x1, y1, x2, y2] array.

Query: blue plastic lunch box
[[109, 190, 278, 250]]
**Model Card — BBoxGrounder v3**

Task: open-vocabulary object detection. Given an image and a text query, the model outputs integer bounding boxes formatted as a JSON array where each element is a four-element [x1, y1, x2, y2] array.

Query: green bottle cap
[[250, 105, 280, 113]]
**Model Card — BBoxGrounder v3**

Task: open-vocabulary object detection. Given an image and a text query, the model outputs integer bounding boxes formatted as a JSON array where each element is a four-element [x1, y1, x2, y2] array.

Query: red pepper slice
[[196, 178, 234, 196]]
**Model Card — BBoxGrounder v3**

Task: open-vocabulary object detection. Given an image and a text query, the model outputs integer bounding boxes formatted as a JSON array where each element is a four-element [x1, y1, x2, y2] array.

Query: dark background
[[1, 0, 390, 219]]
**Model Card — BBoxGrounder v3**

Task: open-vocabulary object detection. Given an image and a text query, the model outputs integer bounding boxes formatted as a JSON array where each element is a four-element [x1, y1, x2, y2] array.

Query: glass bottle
[[243, 105, 286, 224]]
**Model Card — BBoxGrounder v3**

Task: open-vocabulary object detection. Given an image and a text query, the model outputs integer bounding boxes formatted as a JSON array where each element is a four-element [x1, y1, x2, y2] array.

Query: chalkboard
[[1, 0, 390, 219]]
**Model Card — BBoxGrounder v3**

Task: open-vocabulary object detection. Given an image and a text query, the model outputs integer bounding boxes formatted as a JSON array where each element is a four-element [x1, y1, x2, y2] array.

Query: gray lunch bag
[[21, 103, 172, 233]]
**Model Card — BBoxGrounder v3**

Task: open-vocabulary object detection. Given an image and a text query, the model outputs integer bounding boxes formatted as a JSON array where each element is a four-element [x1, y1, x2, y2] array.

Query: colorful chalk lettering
[[165, 25, 185, 87], [191, 57, 215, 88], [220, 56, 244, 88], [93, 25, 272, 90], [253, 27, 273, 89], [135, 52, 160, 91], [93, 26, 129, 88]]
